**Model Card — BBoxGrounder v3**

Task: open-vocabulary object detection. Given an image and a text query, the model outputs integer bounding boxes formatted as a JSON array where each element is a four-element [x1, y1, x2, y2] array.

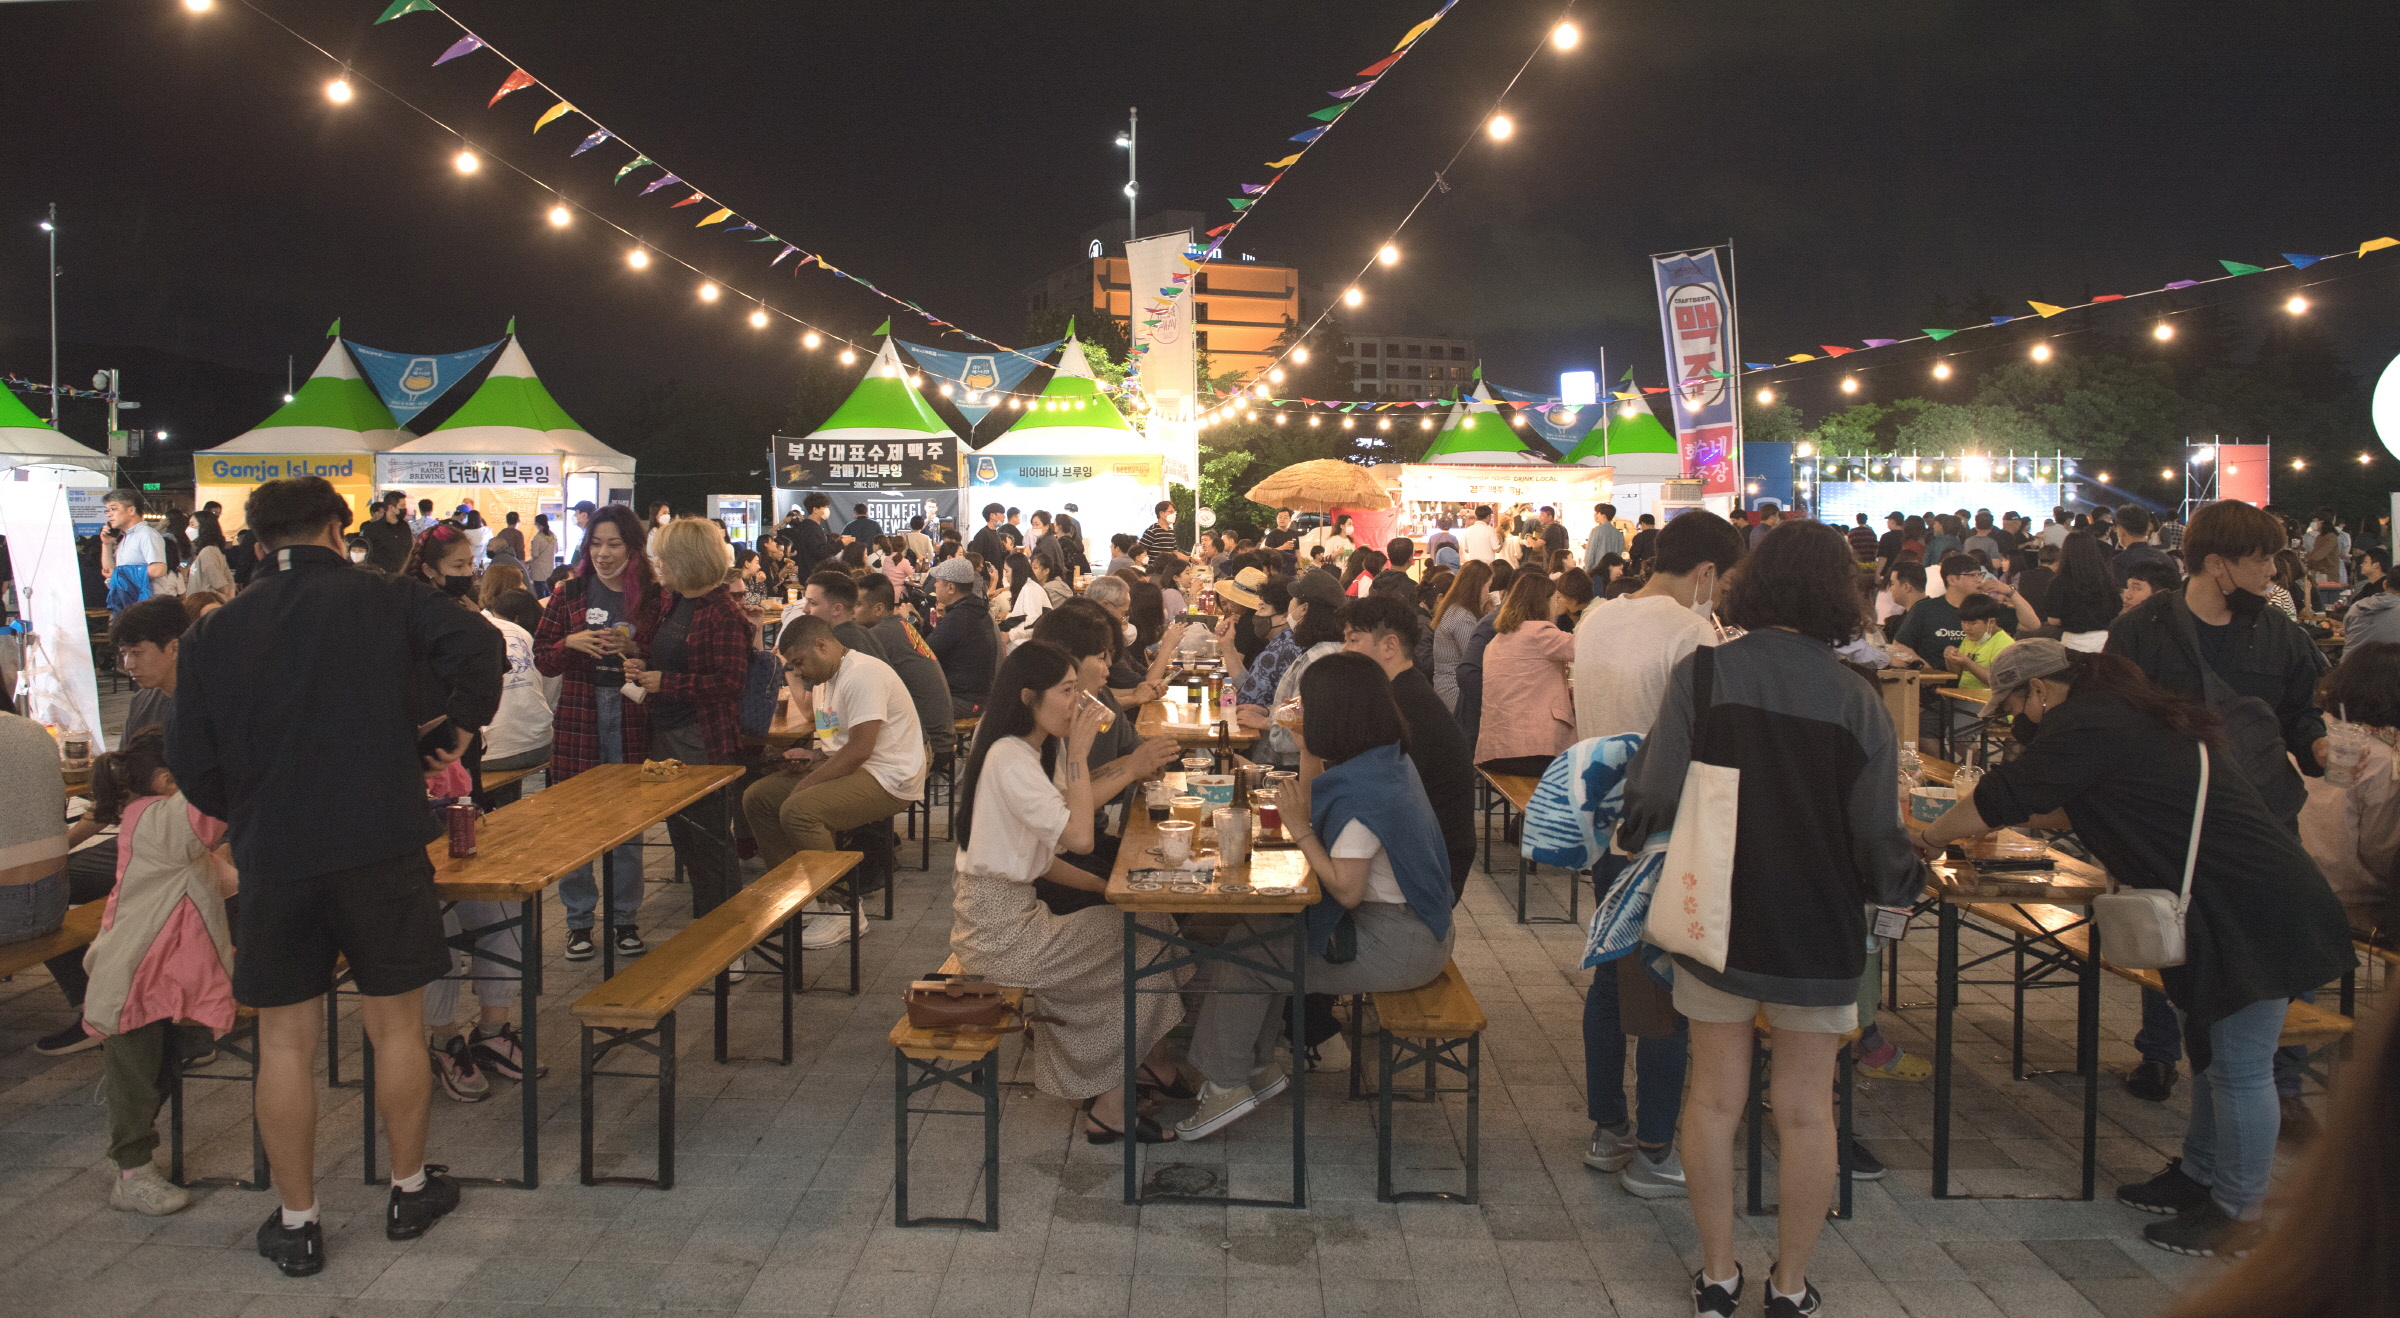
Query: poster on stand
[[772, 434, 957, 491], [0, 483, 107, 753], [1652, 248, 1741, 497]]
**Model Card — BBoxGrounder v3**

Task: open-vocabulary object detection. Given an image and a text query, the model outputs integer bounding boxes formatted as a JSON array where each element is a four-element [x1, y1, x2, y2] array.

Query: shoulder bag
[[903, 976, 1021, 1033], [1642, 645, 1740, 971], [2091, 743, 2207, 970]]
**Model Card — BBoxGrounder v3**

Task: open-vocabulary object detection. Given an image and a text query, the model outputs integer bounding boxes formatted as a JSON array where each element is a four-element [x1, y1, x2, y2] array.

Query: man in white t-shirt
[[101, 489, 169, 612], [742, 614, 924, 946], [1458, 504, 1502, 564]]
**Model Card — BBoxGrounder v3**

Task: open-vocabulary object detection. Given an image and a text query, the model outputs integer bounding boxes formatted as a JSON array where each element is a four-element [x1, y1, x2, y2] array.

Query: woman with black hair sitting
[[1174, 652, 1455, 1141], [949, 641, 1189, 1143]]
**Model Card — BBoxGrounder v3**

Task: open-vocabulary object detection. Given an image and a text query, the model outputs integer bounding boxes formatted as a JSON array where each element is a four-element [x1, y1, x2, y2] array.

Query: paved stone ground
[[0, 694, 2379, 1315]]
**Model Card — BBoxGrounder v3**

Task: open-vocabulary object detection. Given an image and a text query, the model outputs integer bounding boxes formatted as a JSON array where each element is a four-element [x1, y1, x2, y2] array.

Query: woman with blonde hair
[[624, 517, 754, 918]]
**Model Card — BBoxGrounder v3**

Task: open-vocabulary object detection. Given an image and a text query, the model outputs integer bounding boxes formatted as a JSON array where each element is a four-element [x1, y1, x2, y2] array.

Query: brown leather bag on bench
[[904, 977, 1020, 1033]]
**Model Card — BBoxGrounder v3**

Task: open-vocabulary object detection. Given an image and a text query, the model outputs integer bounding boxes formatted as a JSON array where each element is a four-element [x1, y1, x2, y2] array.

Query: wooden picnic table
[[1136, 696, 1260, 748], [1107, 807, 1315, 1207], [1877, 667, 1955, 744], [381, 761, 745, 1190]]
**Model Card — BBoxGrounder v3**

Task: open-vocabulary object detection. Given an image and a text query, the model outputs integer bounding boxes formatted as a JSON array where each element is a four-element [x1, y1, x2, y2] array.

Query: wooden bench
[[1365, 960, 1486, 1203], [0, 899, 106, 981], [890, 953, 1020, 1230], [570, 850, 860, 1188], [1474, 768, 1575, 926]]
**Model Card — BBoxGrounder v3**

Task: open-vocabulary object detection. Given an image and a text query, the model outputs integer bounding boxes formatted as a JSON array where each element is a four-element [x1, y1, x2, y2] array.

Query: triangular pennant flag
[[2360, 237, 2398, 255], [489, 69, 537, 106], [434, 34, 484, 65], [747, 233, 778, 242], [1923, 328, 1957, 340], [2219, 259, 2265, 276], [1330, 80, 1375, 99], [614, 155, 653, 183], [533, 100, 573, 131], [571, 130, 610, 156], [1205, 222, 1234, 236], [1862, 339, 1899, 348], [728, 222, 759, 235], [2283, 253, 2321, 268], [1307, 104, 1348, 122], [374, 0, 436, 21], [1264, 153, 1301, 168], [1744, 362, 1772, 370], [2029, 301, 2066, 317], [874, 319, 891, 335], [1819, 345, 1855, 356], [771, 245, 798, 265], [326, 318, 341, 338], [1787, 354, 1817, 362], [1989, 315, 2016, 325], [670, 191, 706, 208], [1228, 198, 1252, 211], [1241, 183, 1268, 195], [1288, 126, 1327, 143], [1392, 9, 1444, 51], [1358, 52, 1404, 77], [1619, 366, 1635, 381], [696, 207, 732, 226], [638, 172, 680, 196], [2091, 294, 2125, 302], [504, 316, 516, 335]]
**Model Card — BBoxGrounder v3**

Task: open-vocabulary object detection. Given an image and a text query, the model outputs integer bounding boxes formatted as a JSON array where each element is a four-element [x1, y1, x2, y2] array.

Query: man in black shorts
[[170, 476, 501, 1276]]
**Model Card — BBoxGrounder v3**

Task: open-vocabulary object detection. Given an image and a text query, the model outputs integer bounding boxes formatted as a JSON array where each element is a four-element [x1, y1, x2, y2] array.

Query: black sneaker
[[386, 1165, 461, 1241], [2117, 1158, 2212, 1216], [564, 929, 596, 961], [613, 925, 646, 957], [1846, 1139, 1887, 1181], [468, 1022, 537, 1082], [33, 1022, 100, 1056], [2143, 1200, 2263, 1257], [2123, 1059, 2177, 1102], [1765, 1279, 1823, 1316], [256, 1211, 324, 1277], [1692, 1264, 1742, 1318]]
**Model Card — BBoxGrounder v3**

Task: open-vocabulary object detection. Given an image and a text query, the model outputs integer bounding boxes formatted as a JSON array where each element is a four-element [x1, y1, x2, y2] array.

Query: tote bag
[[1643, 645, 1739, 971]]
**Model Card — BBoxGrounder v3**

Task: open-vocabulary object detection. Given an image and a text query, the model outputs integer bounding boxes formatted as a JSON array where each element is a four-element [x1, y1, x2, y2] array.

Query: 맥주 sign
[[374, 453, 560, 488], [771, 434, 957, 491]]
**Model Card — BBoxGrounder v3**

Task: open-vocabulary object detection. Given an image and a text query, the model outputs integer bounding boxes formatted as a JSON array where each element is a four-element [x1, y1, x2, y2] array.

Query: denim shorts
[[0, 870, 69, 946], [1672, 964, 1858, 1034]]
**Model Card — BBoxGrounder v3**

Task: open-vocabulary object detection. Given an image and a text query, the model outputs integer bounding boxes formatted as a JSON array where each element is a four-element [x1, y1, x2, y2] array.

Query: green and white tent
[[975, 333, 1146, 457], [1419, 380, 1549, 465], [0, 383, 111, 479], [209, 340, 405, 456], [808, 335, 958, 444], [386, 338, 635, 476], [1564, 397, 1683, 479]]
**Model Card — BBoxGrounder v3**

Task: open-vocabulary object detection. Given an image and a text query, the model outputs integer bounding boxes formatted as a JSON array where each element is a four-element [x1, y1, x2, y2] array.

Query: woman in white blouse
[[949, 640, 1188, 1142]]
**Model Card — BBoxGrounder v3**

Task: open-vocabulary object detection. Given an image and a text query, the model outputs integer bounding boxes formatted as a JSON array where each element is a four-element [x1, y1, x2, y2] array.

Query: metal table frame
[[1931, 899, 2101, 1200]]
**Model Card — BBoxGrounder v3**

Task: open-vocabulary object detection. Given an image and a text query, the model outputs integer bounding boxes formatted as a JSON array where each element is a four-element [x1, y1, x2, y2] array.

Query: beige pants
[[743, 768, 909, 867]]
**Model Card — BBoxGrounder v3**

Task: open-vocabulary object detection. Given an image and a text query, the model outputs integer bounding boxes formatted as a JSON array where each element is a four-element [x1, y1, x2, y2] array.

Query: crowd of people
[[0, 476, 2390, 1314]]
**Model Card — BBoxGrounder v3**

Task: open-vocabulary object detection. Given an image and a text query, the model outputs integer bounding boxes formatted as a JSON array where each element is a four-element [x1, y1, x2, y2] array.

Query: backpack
[[2167, 599, 2303, 824]]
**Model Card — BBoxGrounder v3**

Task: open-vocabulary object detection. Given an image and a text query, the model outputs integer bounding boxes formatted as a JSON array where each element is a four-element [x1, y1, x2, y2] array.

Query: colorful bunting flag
[[670, 191, 706, 207], [2092, 294, 2125, 302], [1391, 2, 1453, 52], [1264, 153, 1301, 168], [1787, 354, 1816, 362], [1206, 222, 1234, 236], [2029, 301, 2065, 317], [1228, 198, 1252, 211], [375, 0, 436, 21], [1744, 362, 1772, 370], [1988, 315, 2015, 325], [2282, 253, 2321, 268], [770, 245, 798, 265], [614, 155, 653, 183], [1330, 81, 1375, 99], [1923, 328, 1956, 340], [1358, 52, 1403, 78], [1289, 126, 1327, 143], [533, 101, 574, 131], [1307, 104, 1348, 122], [1862, 339, 1899, 348], [1819, 345, 1854, 357], [434, 35, 484, 66], [1240, 183, 1268, 195], [489, 69, 536, 106], [2219, 259, 2265, 276], [2362, 237, 2398, 255], [571, 130, 610, 156], [696, 207, 732, 226], [637, 172, 680, 196], [2164, 279, 2199, 289], [728, 222, 759, 235]]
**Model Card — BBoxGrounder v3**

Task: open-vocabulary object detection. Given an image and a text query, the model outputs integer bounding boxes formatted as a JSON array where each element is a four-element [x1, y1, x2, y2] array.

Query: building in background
[[1334, 321, 1477, 400], [1026, 213, 1303, 385]]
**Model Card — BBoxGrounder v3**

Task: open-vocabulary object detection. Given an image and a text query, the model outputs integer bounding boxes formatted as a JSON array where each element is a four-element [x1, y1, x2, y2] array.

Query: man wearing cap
[[925, 556, 999, 716]]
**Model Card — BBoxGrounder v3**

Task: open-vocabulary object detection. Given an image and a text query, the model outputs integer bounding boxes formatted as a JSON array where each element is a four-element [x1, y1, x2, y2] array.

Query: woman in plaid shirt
[[624, 519, 755, 918]]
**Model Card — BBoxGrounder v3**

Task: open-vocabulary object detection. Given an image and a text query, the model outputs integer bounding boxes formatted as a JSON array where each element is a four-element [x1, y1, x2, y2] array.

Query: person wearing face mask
[[1138, 499, 1182, 566], [1573, 510, 1744, 744]]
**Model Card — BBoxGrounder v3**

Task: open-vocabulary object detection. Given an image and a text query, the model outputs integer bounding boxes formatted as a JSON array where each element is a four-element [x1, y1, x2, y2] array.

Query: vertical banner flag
[[895, 340, 1062, 427], [1652, 249, 1741, 497], [1123, 232, 1201, 487], [345, 338, 506, 426]]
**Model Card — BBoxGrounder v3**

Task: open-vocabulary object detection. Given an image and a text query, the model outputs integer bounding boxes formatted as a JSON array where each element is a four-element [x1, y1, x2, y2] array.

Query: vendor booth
[[379, 338, 634, 565], [1563, 398, 1684, 524], [968, 333, 1168, 542], [1418, 381, 1551, 466], [192, 341, 404, 531], [771, 336, 963, 537]]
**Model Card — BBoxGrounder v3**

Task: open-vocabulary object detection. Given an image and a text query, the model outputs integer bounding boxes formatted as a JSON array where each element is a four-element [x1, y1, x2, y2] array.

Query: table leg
[[520, 899, 542, 1189], [2078, 921, 2099, 1200], [1932, 902, 1958, 1199], [601, 847, 618, 980], [1289, 912, 1308, 1209], [1121, 910, 1139, 1207]]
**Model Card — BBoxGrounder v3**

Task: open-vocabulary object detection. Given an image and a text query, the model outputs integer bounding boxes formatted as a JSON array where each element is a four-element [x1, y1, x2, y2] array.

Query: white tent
[[1418, 380, 1551, 465], [0, 382, 113, 481], [973, 334, 1155, 457], [385, 338, 636, 476], [211, 341, 407, 456]]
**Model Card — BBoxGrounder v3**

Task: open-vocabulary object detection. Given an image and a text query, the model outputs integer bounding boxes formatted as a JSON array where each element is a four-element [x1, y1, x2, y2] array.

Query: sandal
[[1136, 1064, 1198, 1101], [1080, 1096, 1175, 1145]]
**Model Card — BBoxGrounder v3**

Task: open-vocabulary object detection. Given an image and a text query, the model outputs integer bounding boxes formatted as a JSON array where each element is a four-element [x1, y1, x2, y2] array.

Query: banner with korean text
[[771, 433, 958, 491], [375, 453, 560, 487], [1652, 248, 1740, 496]]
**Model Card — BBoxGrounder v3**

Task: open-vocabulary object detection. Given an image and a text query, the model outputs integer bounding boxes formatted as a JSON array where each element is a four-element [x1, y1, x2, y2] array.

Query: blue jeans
[[2140, 986, 2308, 1098], [558, 689, 645, 931], [1583, 856, 1688, 1146], [2180, 997, 2287, 1221]]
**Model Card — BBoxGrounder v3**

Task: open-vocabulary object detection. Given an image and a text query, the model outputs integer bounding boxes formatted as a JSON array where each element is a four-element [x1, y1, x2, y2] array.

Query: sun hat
[[1214, 566, 1268, 611]]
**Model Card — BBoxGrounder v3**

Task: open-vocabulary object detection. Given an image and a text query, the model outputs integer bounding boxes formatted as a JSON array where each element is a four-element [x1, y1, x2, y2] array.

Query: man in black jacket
[[1338, 595, 1476, 897], [170, 476, 502, 1275], [924, 556, 998, 715], [784, 493, 845, 579], [967, 502, 1012, 570], [359, 493, 414, 574]]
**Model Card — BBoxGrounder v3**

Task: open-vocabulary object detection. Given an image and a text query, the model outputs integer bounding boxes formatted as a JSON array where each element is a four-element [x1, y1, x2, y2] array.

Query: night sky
[[4, 0, 2398, 455]]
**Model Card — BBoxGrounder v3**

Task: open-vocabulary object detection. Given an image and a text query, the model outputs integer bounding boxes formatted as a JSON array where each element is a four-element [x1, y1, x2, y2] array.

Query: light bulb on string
[[1253, 384, 1269, 398], [1840, 376, 1859, 394], [453, 150, 479, 174], [1420, 418, 1433, 430], [838, 348, 857, 365], [1341, 417, 1355, 429], [1342, 287, 1363, 308], [626, 247, 649, 269], [1932, 362, 1951, 380], [2286, 295, 2310, 315], [1268, 368, 1285, 384], [1756, 389, 1774, 404], [1550, 20, 1580, 50], [697, 282, 720, 302], [2154, 322, 2175, 341], [325, 77, 353, 104], [1487, 114, 1514, 141], [748, 308, 769, 329], [1307, 415, 1320, 427], [547, 204, 571, 227], [1274, 413, 1287, 425], [2030, 342, 2052, 362], [182, 0, 211, 12], [801, 331, 820, 349], [1291, 347, 1309, 364], [1377, 243, 1400, 266]]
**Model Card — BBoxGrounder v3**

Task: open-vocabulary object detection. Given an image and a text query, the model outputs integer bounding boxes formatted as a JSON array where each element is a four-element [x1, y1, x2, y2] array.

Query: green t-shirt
[[1955, 628, 2013, 690]]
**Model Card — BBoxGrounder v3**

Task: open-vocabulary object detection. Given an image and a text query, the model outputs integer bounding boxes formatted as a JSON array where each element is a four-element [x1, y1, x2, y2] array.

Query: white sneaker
[[1584, 1120, 1637, 1173], [109, 1164, 190, 1216], [799, 912, 864, 950], [1618, 1144, 1688, 1199], [726, 955, 747, 983]]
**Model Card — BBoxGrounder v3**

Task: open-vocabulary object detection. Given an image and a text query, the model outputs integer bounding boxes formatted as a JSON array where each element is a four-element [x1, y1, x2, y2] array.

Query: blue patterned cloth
[[1512, 734, 1669, 970]]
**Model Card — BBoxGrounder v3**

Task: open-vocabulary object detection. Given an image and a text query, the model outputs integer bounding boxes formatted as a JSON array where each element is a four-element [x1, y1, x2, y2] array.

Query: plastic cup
[[1081, 689, 1116, 732], [1213, 807, 1252, 867], [1144, 779, 1174, 821], [1157, 820, 1196, 866], [2327, 719, 2366, 789], [1251, 789, 1282, 838], [1170, 795, 1206, 826]]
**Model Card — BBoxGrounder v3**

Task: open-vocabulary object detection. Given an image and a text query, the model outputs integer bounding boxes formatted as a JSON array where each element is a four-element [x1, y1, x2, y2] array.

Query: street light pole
[[42, 203, 58, 426], [1123, 108, 1138, 245]]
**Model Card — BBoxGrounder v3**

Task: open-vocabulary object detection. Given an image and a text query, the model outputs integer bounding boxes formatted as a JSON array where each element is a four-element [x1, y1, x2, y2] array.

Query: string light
[[182, 0, 211, 11], [1618, 403, 1637, 418], [2291, 458, 2306, 470], [697, 282, 720, 302], [547, 204, 571, 227], [2286, 295, 2310, 315], [1253, 384, 1269, 398], [1342, 287, 1364, 308], [2030, 342, 2053, 362], [748, 307, 769, 328], [453, 150, 479, 174], [1274, 413, 1288, 425], [938, 383, 954, 397], [1306, 415, 1320, 427], [1378, 418, 1391, 431], [2360, 452, 2375, 465], [1377, 243, 1400, 266], [1341, 417, 1355, 429], [1420, 417, 1434, 430], [1550, 20, 1580, 50], [1841, 376, 1859, 394], [1932, 362, 1951, 380], [1268, 368, 1285, 383], [1756, 388, 1774, 404], [838, 348, 857, 365], [1486, 114, 1514, 141], [626, 247, 649, 269], [1291, 347, 1310, 364], [325, 78, 353, 104], [802, 331, 820, 349], [2154, 322, 2175, 341], [2160, 468, 2174, 481]]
